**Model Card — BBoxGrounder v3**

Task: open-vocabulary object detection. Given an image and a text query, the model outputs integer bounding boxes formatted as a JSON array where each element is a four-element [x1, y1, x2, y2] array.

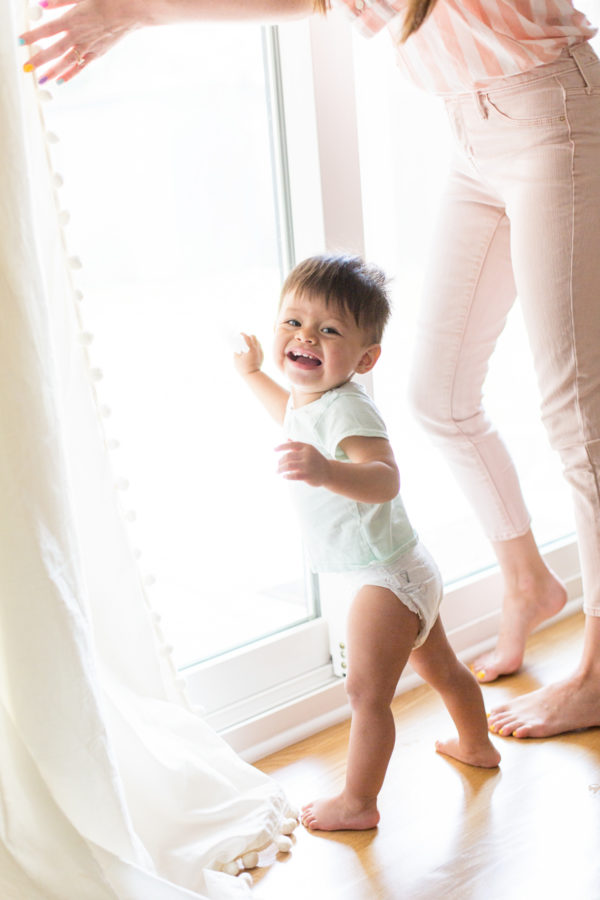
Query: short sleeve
[[332, 0, 405, 37], [318, 385, 389, 458]]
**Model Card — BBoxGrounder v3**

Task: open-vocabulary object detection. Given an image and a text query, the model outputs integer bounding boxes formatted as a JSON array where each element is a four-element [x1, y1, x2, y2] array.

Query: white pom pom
[[38, 89, 53, 102], [53, 173, 64, 188], [58, 210, 70, 226], [99, 405, 111, 419], [275, 835, 292, 853], [287, 806, 300, 820], [46, 131, 60, 144], [241, 851, 259, 869], [79, 331, 94, 346], [162, 644, 174, 656], [107, 438, 120, 450], [238, 872, 253, 887], [222, 861, 240, 876], [280, 818, 297, 835], [69, 256, 82, 269], [74, 289, 84, 302], [90, 367, 103, 381]]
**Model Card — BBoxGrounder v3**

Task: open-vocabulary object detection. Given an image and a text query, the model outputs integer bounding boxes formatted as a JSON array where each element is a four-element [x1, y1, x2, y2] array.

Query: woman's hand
[[19, 0, 314, 84], [19, 0, 144, 84], [233, 332, 264, 377]]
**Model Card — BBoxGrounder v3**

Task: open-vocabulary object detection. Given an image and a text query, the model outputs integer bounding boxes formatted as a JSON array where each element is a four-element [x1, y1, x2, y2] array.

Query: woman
[[20, 0, 600, 739]]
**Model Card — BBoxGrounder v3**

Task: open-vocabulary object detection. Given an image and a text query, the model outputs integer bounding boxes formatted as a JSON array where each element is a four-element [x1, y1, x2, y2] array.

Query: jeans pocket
[[485, 77, 567, 126]]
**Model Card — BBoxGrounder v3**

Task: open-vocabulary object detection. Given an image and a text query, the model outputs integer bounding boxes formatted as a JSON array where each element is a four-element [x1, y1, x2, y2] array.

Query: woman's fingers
[[19, 0, 128, 81]]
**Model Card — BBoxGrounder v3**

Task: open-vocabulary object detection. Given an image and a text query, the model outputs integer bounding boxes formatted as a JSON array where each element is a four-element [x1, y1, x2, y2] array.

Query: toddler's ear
[[355, 344, 381, 375]]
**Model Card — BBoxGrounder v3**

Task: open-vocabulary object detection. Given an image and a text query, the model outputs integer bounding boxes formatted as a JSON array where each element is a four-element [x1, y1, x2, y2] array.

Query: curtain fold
[[0, 4, 295, 898]]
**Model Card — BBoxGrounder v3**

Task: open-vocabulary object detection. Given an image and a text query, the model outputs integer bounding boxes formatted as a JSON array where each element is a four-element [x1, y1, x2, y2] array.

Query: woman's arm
[[20, 0, 315, 84]]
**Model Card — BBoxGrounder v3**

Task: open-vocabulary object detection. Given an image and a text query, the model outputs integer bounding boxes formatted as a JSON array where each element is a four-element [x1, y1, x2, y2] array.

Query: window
[[45, 10, 583, 758], [46, 21, 329, 672]]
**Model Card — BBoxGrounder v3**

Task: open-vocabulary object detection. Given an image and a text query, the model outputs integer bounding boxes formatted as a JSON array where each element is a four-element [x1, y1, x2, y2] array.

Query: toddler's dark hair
[[280, 254, 391, 344]]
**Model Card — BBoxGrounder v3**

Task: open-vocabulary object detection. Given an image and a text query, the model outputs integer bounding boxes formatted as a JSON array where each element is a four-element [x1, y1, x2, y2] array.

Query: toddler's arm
[[234, 332, 290, 426], [275, 434, 400, 503]]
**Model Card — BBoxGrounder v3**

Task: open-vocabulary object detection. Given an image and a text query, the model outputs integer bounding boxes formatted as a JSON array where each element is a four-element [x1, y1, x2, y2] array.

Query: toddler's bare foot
[[301, 794, 380, 832], [487, 672, 600, 738], [435, 736, 501, 768], [471, 569, 567, 683]]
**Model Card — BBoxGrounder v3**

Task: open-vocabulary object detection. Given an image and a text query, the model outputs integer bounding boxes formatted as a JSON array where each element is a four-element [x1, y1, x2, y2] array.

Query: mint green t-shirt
[[283, 381, 417, 573]]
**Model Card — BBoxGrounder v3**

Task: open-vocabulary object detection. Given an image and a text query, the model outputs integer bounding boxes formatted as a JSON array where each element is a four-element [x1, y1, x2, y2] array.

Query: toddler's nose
[[296, 328, 316, 344]]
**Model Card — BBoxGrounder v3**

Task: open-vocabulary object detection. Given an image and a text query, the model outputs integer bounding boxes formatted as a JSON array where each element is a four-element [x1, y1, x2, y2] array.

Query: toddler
[[234, 254, 500, 832]]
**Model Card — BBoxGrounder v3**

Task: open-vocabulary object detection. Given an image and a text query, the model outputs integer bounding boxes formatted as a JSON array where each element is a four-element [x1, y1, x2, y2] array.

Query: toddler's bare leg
[[301, 586, 420, 832], [410, 618, 501, 768]]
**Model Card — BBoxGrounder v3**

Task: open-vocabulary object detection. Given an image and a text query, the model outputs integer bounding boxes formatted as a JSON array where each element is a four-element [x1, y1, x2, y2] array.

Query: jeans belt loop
[[569, 44, 593, 94]]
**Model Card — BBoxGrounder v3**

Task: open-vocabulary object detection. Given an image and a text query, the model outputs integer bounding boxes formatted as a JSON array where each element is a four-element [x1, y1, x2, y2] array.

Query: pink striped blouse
[[334, 0, 597, 93]]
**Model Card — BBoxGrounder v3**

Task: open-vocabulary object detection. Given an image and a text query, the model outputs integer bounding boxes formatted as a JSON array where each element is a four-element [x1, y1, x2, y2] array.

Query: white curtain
[[0, 4, 295, 898]]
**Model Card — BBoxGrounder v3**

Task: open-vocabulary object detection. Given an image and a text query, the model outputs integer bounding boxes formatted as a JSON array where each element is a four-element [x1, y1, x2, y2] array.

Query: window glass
[[46, 23, 316, 667]]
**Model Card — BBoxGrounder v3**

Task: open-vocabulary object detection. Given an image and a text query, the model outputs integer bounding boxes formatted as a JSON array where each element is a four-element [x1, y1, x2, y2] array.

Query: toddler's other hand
[[234, 332, 264, 376], [275, 440, 330, 487]]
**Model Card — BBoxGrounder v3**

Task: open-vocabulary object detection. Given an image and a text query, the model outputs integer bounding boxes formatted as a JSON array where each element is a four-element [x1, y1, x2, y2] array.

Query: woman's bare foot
[[435, 736, 501, 768], [301, 794, 380, 832], [471, 568, 567, 683], [487, 672, 600, 738]]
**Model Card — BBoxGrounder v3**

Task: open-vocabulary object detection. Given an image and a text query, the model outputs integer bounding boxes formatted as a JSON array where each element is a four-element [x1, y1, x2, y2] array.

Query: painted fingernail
[[476, 670, 486, 680], [38, 75, 48, 84], [39, 1, 49, 7], [57, 78, 64, 86], [19, 37, 26, 45], [23, 62, 34, 73]]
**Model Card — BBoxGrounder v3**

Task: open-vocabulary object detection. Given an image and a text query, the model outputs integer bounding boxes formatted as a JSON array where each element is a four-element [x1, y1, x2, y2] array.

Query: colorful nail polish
[[476, 669, 486, 680], [23, 62, 34, 73], [39, 1, 49, 7], [38, 75, 48, 85], [19, 37, 26, 45], [57, 78, 64, 86]]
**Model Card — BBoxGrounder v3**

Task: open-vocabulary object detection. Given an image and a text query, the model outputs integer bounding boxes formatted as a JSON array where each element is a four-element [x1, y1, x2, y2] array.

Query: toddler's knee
[[345, 675, 390, 713]]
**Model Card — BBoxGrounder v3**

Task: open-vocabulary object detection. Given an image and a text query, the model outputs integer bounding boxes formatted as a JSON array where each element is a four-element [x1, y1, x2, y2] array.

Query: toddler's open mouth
[[287, 350, 322, 368]]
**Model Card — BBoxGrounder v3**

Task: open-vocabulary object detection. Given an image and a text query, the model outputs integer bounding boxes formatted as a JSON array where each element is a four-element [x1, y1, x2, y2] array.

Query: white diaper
[[346, 541, 443, 649]]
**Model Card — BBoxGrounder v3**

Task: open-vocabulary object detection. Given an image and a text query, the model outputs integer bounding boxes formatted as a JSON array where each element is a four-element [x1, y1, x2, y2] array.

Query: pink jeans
[[409, 42, 600, 616]]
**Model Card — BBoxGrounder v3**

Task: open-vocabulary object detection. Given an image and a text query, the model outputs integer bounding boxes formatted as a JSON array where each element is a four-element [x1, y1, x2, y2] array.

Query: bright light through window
[[46, 23, 316, 667]]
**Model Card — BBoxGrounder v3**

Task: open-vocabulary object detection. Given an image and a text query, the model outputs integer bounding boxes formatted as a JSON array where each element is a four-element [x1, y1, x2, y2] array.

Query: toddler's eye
[[322, 327, 340, 335], [285, 319, 301, 327]]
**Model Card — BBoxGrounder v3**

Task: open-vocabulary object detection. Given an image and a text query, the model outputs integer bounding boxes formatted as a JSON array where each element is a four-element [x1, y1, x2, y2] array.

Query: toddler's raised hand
[[234, 332, 264, 377], [275, 440, 330, 488]]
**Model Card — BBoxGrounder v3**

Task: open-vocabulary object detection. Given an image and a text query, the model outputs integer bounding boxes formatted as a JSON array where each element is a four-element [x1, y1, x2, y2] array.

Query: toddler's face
[[274, 290, 377, 406]]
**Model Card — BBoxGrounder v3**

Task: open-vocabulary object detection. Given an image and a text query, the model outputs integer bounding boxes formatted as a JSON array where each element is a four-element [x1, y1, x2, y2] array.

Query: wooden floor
[[253, 612, 600, 900]]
